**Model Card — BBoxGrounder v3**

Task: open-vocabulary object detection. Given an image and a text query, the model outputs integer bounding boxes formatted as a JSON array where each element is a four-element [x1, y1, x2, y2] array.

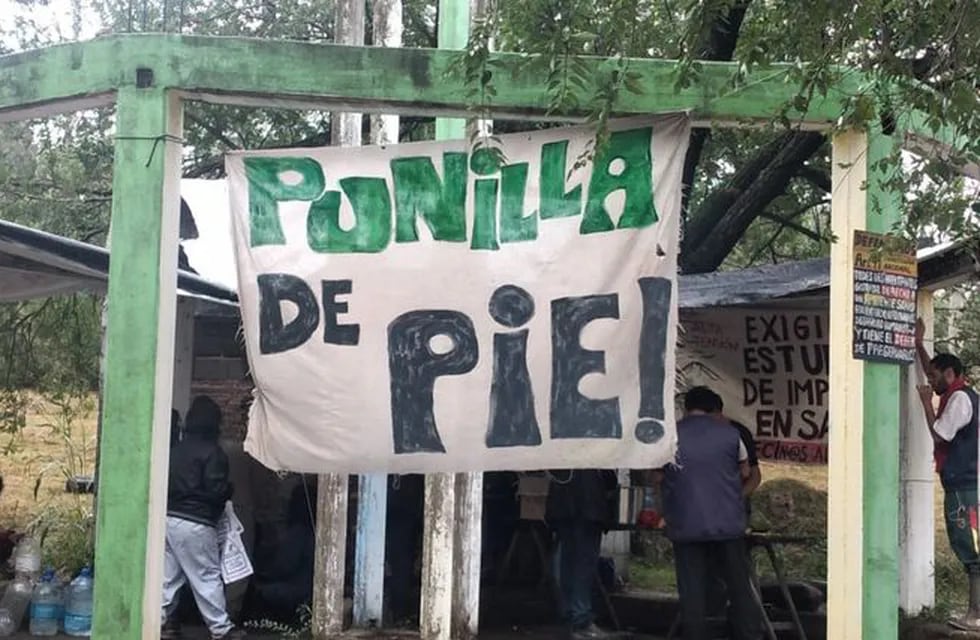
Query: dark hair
[[685, 386, 724, 413], [184, 396, 222, 439], [931, 353, 965, 377]]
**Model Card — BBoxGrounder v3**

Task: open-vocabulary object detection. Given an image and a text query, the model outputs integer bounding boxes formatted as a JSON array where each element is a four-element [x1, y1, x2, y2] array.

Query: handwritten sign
[[852, 230, 917, 364], [678, 308, 829, 464], [227, 116, 690, 474]]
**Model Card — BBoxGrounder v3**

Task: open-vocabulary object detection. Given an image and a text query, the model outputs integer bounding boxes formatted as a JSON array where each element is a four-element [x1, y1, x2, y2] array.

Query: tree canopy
[[0, 0, 978, 397]]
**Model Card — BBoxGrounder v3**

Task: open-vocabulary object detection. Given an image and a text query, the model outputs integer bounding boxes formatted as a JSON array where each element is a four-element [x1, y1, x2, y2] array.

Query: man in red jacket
[[915, 319, 980, 631]]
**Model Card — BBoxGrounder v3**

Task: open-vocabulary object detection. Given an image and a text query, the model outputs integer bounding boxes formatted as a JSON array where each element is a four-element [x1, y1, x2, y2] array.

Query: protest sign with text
[[228, 116, 690, 474], [678, 307, 830, 464]]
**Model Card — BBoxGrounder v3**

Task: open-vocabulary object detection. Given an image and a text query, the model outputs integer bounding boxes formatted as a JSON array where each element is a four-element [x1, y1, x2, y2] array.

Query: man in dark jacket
[[546, 469, 618, 639], [659, 386, 760, 640], [161, 396, 243, 640]]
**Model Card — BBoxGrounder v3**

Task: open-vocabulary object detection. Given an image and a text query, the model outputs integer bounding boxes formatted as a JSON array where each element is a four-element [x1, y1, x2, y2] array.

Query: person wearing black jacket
[[546, 469, 618, 640], [161, 396, 243, 640]]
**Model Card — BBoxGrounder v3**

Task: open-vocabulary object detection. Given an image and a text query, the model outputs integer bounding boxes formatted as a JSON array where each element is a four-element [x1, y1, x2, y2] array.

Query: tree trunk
[[680, 0, 753, 221], [680, 131, 826, 274]]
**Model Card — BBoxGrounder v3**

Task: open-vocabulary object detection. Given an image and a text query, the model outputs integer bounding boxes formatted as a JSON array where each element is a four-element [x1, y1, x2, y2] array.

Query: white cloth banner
[[217, 501, 253, 584], [227, 116, 690, 474], [678, 307, 829, 464]]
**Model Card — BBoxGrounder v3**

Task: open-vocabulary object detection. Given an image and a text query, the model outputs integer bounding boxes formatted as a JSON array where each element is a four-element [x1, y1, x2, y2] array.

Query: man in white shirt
[[916, 320, 980, 631]]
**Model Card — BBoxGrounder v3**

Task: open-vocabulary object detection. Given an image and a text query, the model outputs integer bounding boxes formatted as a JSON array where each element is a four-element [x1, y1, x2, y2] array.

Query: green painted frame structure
[[0, 33, 972, 639]]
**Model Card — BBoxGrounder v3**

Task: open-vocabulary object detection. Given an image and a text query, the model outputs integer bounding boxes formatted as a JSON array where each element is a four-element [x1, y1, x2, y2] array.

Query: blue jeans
[[554, 520, 602, 629]]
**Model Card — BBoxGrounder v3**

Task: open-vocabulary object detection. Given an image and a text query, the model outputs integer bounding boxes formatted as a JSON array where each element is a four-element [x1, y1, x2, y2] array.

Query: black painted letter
[[550, 294, 622, 439], [635, 277, 672, 444], [321, 280, 360, 345], [258, 273, 319, 355], [388, 311, 479, 454], [486, 285, 541, 448]]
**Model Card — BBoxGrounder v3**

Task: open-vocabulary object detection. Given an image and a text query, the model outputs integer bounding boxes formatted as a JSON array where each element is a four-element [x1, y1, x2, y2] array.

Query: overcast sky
[[0, 0, 101, 50]]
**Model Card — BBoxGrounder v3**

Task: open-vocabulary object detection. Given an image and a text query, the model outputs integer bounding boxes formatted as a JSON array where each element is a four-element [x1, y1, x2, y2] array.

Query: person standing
[[659, 386, 761, 640], [161, 396, 244, 640], [915, 319, 980, 630], [729, 419, 762, 510], [706, 416, 763, 625], [546, 469, 618, 639]]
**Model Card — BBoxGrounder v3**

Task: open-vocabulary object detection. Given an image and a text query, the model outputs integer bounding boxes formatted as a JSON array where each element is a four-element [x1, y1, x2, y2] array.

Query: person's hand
[[915, 318, 926, 344], [918, 384, 935, 404]]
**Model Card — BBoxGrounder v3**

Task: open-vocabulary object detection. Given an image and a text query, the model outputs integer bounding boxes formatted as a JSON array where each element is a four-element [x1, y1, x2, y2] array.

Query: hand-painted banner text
[[227, 116, 689, 473], [678, 307, 830, 464]]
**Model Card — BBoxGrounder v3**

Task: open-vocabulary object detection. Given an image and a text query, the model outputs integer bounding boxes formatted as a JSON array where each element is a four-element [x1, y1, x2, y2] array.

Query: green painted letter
[[244, 157, 325, 246], [581, 127, 657, 234], [500, 163, 536, 243], [539, 141, 582, 220], [306, 177, 392, 253], [392, 153, 467, 243], [472, 178, 500, 250]]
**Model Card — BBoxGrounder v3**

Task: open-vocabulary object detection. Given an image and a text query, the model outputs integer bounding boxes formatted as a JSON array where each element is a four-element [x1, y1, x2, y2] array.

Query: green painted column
[[92, 86, 183, 639], [828, 126, 904, 638], [862, 129, 902, 638]]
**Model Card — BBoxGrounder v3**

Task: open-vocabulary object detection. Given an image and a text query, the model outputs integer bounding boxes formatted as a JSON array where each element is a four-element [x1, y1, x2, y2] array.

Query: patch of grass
[[628, 460, 973, 618], [629, 557, 677, 592], [0, 393, 96, 574]]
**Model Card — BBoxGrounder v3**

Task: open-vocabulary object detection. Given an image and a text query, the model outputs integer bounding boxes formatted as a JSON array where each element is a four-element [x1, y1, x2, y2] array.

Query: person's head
[[170, 409, 182, 447], [684, 386, 724, 415], [184, 395, 222, 441], [929, 353, 965, 394]]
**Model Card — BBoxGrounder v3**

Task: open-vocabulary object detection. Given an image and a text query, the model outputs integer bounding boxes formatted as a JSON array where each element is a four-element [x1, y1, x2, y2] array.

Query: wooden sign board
[[852, 230, 917, 364]]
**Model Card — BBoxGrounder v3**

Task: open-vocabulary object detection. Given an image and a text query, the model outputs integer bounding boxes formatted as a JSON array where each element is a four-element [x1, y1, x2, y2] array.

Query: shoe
[[160, 619, 181, 640], [211, 627, 246, 640], [569, 623, 621, 640], [949, 614, 980, 631]]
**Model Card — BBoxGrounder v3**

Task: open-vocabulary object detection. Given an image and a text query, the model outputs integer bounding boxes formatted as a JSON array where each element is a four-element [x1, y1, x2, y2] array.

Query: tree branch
[[185, 111, 242, 152], [679, 0, 753, 222], [681, 131, 827, 274], [796, 165, 831, 192], [758, 202, 829, 244]]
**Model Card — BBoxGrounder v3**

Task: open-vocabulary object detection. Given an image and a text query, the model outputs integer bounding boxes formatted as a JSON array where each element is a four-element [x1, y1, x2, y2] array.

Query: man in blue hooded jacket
[[659, 386, 760, 640]]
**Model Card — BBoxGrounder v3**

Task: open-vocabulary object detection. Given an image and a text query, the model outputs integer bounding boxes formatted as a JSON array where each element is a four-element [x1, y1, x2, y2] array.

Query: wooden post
[[312, 2, 365, 637], [353, 473, 386, 627], [899, 291, 936, 613], [350, 0, 403, 628], [91, 86, 183, 639], [368, 0, 403, 148], [171, 296, 194, 417], [452, 472, 483, 639], [421, 474, 456, 640], [313, 474, 350, 638], [827, 128, 902, 639], [419, 2, 473, 639]]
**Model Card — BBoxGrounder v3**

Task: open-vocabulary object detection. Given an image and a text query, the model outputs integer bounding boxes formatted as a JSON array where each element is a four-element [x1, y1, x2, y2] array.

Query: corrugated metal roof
[[0, 218, 238, 305]]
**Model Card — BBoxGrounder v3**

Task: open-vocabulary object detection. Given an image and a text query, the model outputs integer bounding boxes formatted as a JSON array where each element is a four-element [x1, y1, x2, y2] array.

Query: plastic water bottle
[[13, 538, 41, 578], [63, 567, 93, 637], [0, 571, 35, 635], [29, 570, 61, 636], [0, 609, 14, 636]]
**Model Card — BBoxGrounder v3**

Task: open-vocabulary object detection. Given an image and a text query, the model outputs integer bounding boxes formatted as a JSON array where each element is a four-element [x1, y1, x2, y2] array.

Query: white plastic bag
[[216, 501, 253, 584]]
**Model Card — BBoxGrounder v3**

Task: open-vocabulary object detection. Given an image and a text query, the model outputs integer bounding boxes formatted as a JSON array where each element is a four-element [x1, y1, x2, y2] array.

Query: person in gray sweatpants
[[161, 396, 244, 640]]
